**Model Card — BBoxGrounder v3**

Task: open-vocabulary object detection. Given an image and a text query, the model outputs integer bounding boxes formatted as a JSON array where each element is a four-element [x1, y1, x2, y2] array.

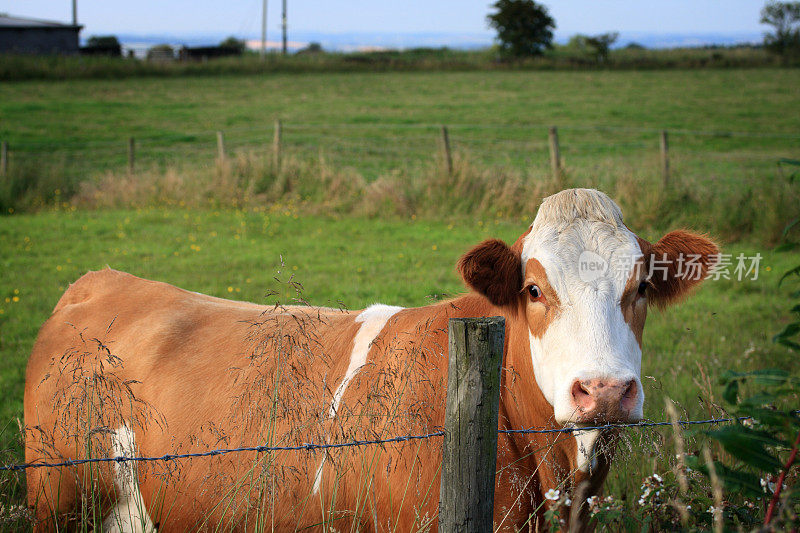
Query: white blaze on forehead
[[313, 303, 403, 496], [521, 189, 645, 424], [104, 425, 157, 533]]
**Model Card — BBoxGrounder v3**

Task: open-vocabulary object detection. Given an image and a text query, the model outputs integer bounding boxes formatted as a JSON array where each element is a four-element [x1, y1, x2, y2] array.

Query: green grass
[[2, 207, 798, 440], [2, 207, 799, 526], [1, 69, 798, 246]]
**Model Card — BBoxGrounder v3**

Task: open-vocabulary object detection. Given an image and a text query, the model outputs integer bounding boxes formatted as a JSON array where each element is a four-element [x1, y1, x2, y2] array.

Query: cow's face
[[459, 188, 718, 425]]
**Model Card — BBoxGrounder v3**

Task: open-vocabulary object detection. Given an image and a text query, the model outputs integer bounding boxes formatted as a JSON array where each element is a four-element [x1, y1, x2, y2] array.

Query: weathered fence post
[[439, 316, 505, 532], [127, 137, 135, 175], [216, 131, 226, 163], [548, 126, 561, 184], [659, 130, 669, 188], [0, 141, 7, 176], [441, 125, 453, 176], [273, 119, 282, 170]]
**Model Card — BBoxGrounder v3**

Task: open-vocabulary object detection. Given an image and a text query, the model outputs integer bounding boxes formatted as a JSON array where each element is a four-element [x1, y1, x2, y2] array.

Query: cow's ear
[[641, 230, 719, 308], [458, 239, 522, 306]]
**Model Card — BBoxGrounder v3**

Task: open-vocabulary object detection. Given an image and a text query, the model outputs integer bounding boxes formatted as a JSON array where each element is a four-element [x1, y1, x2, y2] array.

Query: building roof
[[0, 14, 82, 30]]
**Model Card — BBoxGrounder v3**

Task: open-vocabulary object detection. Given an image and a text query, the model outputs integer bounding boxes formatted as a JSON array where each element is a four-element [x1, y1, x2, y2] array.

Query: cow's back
[[25, 269, 362, 530]]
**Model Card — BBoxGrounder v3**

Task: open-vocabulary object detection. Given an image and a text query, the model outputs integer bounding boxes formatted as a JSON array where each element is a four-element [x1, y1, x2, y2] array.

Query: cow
[[24, 188, 718, 532]]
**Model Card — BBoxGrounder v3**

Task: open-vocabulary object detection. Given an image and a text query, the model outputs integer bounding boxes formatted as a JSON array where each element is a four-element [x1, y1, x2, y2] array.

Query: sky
[[2, 1, 768, 47]]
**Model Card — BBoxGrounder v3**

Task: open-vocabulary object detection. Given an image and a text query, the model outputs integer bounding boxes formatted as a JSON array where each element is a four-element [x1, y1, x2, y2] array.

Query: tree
[[487, 0, 555, 57], [87, 35, 120, 49], [584, 32, 618, 63], [761, 1, 800, 57], [219, 36, 246, 54], [82, 35, 122, 57]]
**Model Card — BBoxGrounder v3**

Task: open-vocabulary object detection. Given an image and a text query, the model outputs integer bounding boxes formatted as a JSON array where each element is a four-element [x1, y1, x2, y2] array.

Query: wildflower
[[652, 473, 663, 483], [586, 496, 597, 507], [12, 296, 19, 302], [544, 489, 560, 501], [564, 497, 571, 506], [227, 287, 234, 293], [707, 506, 718, 514]]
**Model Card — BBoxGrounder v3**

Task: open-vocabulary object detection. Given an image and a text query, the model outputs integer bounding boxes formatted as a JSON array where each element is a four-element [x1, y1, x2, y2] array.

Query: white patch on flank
[[328, 304, 404, 418], [521, 189, 645, 424], [103, 425, 157, 533], [312, 304, 403, 496], [573, 429, 600, 473]]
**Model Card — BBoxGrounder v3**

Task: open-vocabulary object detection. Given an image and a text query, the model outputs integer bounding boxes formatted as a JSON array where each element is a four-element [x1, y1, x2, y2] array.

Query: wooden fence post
[[127, 137, 135, 175], [216, 131, 225, 163], [660, 130, 670, 188], [273, 119, 282, 170], [439, 316, 505, 533], [0, 141, 7, 176], [548, 126, 561, 184], [441, 125, 453, 176]]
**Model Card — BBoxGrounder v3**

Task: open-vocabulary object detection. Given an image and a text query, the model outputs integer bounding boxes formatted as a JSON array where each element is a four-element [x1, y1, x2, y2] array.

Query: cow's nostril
[[623, 379, 637, 399], [571, 380, 595, 411]]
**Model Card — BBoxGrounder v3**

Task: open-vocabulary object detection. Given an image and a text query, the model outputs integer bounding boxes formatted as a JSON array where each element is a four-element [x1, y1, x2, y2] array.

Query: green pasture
[[1, 209, 798, 464], [1, 66, 800, 525], [1, 68, 799, 187]]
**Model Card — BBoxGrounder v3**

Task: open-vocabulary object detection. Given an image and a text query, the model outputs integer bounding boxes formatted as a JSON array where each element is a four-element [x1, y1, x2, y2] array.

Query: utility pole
[[72, 0, 77, 26], [281, 0, 287, 55], [260, 0, 267, 57]]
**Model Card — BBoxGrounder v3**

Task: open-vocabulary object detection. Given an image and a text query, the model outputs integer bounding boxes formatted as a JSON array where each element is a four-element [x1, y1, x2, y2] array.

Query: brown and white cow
[[25, 188, 718, 532]]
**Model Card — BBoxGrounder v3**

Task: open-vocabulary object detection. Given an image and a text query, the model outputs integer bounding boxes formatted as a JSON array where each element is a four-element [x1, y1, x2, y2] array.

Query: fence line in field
[[0, 414, 758, 473], [5, 119, 797, 186]]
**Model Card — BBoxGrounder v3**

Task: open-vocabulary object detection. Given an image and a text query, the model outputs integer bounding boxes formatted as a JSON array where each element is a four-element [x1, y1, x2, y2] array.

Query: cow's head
[[459, 188, 718, 425]]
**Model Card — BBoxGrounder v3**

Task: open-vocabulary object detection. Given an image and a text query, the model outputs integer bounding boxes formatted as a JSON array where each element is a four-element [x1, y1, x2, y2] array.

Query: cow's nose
[[570, 378, 638, 423]]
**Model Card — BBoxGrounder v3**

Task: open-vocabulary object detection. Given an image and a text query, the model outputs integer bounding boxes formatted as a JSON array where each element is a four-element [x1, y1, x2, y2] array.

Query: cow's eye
[[528, 284, 544, 301], [637, 280, 648, 297]]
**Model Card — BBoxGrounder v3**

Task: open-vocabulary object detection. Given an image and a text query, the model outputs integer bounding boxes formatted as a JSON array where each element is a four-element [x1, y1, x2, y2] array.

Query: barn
[[0, 14, 82, 55]]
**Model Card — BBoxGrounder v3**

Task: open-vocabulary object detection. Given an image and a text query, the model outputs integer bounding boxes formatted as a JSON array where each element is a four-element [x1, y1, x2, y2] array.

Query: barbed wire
[[0, 414, 763, 473]]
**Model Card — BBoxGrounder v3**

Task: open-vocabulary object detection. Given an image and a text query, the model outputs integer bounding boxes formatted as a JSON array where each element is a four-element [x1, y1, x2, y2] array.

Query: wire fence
[[2, 121, 798, 187], [0, 414, 758, 473]]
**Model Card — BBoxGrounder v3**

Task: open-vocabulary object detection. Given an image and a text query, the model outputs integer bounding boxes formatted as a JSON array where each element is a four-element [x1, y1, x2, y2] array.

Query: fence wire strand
[[0, 414, 762, 472]]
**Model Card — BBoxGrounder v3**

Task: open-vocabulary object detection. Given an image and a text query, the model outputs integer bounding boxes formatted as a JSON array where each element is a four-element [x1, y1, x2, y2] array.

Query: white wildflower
[[652, 473, 663, 483], [564, 497, 572, 506], [586, 495, 597, 507], [707, 506, 717, 514], [544, 489, 560, 501]]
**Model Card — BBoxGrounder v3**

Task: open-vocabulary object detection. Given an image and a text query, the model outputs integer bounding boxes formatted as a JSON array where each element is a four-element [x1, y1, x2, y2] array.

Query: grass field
[[2, 207, 799, 519], [2, 66, 800, 527], [2, 69, 799, 246]]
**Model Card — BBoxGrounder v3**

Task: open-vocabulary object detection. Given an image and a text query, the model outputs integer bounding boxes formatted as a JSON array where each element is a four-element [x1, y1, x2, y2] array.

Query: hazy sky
[[4, 1, 766, 38]]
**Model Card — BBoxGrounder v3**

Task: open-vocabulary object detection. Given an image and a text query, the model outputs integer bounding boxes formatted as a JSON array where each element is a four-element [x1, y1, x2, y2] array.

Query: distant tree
[[87, 35, 120, 48], [565, 32, 619, 62], [219, 36, 246, 54], [584, 32, 618, 62], [147, 44, 174, 61], [761, 1, 800, 57], [83, 35, 122, 57], [624, 42, 646, 50], [487, 0, 555, 57], [296, 42, 323, 55]]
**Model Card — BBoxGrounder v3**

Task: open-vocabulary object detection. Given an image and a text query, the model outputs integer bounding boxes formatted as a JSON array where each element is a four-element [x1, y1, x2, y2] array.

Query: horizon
[[3, 0, 769, 51]]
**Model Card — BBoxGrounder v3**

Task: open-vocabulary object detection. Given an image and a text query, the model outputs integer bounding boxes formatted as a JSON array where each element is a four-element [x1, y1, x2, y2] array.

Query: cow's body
[[25, 189, 718, 532]]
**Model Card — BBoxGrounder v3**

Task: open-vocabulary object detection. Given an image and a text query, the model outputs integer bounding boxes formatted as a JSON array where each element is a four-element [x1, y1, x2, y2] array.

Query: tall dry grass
[[56, 147, 800, 245]]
